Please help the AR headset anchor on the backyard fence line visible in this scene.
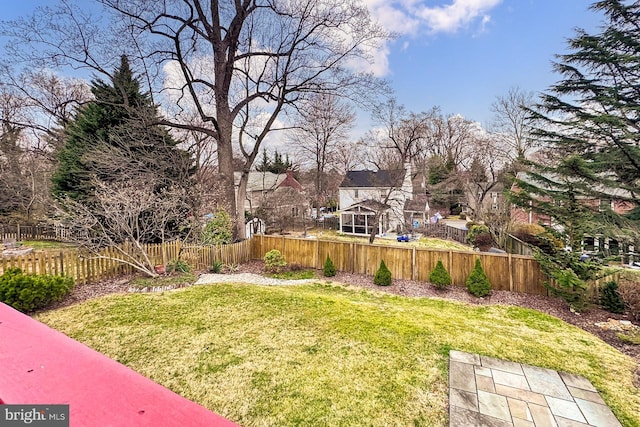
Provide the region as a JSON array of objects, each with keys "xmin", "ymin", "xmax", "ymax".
[
  {"xmin": 0, "ymin": 240, "xmax": 253, "ymax": 284},
  {"xmin": 0, "ymin": 224, "xmax": 67, "ymax": 242},
  {"xmin": 251, "ymin": 235, "xmax": 622, "ymax": 297},
  {"xmin": 417, "ymin": 223, "xmax": 469, "ymax": 245}
]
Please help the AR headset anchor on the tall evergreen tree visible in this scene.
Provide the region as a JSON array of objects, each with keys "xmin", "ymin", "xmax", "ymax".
[
  {"xmin": 52, "ymin": 55, "xmax": 193, "ymax": 201},
  {"xmin": 509, "ymin": 0, "xmax": 639, "ymax": 309},
  {"xmin": 512, "ymin": 0, "xmax": 640, "ymax": 243}
]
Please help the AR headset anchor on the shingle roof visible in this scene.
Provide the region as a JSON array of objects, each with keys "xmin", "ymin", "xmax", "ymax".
[
  {"xmin": 233, "ymin": 171, "xmax": 284, "ymax": 192},
  {"xmin": 339, "ymin": 170, "xmax": 404, "ymax": 188}
]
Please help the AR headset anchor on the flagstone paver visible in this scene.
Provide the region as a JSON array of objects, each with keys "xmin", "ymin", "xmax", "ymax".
[{"xmin": 448, "ymin": 351, "xmax": 622, "ymax": 427}]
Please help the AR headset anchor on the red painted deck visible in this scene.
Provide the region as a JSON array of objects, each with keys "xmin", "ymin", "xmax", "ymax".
[{"xmin": 0, "ymin": 303, "xmax": 239, "ymax": 427}]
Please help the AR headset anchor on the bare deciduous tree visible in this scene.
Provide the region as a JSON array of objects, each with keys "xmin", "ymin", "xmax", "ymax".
[
  {"xmin": 291, "ymin": 93, "xmax": 355, "ymax": 207},
  {"xmin": 490, "ymin": 86, "xmax": 537, "ymax": 160},
  {"xmin": 460, "ymin": 134, "xmax": 508, "ymax": 221},
  {"xmin": 422, "ymin": 109, "xmax": 477, "ymax": 170},
  {"xmin": 103, "ymin": 0, "xmax": 389, "ymax": 239},
  {"xmin": 3, "ymin": 1, "xmax": 388, "ymax": 239},
  {"xmin": 57, "ymin": 179, "xmax": 190, "ymax": 277}
]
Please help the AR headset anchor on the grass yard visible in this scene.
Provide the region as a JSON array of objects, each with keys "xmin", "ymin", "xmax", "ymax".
[
  {"xmin": 308, "ymin": 229, "xmax": 471, "ymax": 251},
  {"xmin": 18, "ymin": 240, "xmax": 76, "ymax": 251},
  {"xmin": 36, "ymin": 282, "xmax": 640, "ymax": 426}
]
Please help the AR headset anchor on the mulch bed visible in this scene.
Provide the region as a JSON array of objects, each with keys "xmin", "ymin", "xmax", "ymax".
[{"xmin": 44, "ymin": 260, "xmax": 640, "ymax": 384}]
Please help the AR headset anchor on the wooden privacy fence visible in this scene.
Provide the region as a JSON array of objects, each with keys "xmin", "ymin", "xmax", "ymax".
[
  {"xmin": 251, "ymin": 236, "xmax": 624, "ymax": 297},
  {"xmin": 0, "ymin": 240, "xmax": 252, "ymax": 284},
  {"xmin": 252, "ymin": 235, "xmax": 549, "ymax": 295}
]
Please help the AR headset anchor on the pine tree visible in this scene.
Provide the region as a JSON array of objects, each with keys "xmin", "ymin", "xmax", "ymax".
[
  {"xmin": 509, "ymin": 1, "xmax": 640, "ymax": 299},
  {"xmin": 513, "ymin": 1, "xmax": 640, "ymax": 241},
  {"xmin": 52, "ymin": 55, "xmax": 193, "ymax": 201},
  {"xmin": 374, "ymin": 260, "xmax": 392, "ymax": 286},
  {"xmin": 466, "ymin": 259, "xmax": 491, "ymax": 297},
  {"xmin": 323, "ymin": 255, "xmax": 336, "ymax": 277},
  {"xmin": 429, "ymin": 260, "xmax": 451, "ymax": 289}
]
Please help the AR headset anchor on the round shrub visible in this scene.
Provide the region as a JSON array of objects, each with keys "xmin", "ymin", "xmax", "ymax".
[
  {"xmin": 429, "ymin": 260, "xmax": 452, "ymax": 289},
  {"xmin": 323, "ymin": 255, "xmax": 336, "ymax": 277},
  {"xmin": 467, "ymin": 224, "xmax": 490, "ymax": 246},
  {"xmin": 374, "ymin": 260, "xmax": 392, "ymax": 286},
  {"xmin": 0, "ymin": 268, "xmax": 74, "ymax": 313},
  {"xmin": 264, "ymin": 249, "xmax": 286, "ymax": 273},
  {"xmin": 202, "ymin": 208, "xmax": 233, "ymax": 245},
  {"xmin": 473, "ymin": 232, "xmax": 494, "ymax": 251},
  {"xmin": 600, "ymin": 280, "xmax": 625, "ymax": 314},
  {"xmin": 466, "ymin": 259, "xmax": 491, "ymax": 297}
]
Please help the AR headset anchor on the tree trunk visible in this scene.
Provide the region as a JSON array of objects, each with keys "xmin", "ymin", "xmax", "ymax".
[{"xmin": 216, "ymin": 112, "xmax": 239, "ymax": 240}]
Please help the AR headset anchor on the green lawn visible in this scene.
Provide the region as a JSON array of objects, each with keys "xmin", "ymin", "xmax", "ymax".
[
  {"xmin": 19, "ymin": 240, "xmax": 76, "ymax": 251},
  {"xmin": 36, "ymin": 282, "xmax": 640, "ymax": 426},
  {"xmin": 309, "ymin": 229, "xmax": 471, "ymax": 251}
]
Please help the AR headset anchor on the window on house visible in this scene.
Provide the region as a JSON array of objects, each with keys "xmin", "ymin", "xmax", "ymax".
[{"xmin": 354, "ymin": 189, "xmax": 359, "ymax": 198}]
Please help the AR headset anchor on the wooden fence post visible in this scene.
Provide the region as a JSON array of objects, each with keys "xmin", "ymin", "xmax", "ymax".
[
  {"xmin": 508, "ymin": 254, "xmax": 514, "ymax": 292},
  {"xmin": 411, "ymin": 246, "xmax": 416, "ymax": 281}
]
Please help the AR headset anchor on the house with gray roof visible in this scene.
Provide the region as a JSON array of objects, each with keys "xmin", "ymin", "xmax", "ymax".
[{"xmin": 338, "ymin": 165, "xmax": 421, "ymax": 236}]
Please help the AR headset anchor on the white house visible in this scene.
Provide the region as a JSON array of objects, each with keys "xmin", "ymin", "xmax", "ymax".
[{"xmin": 338, "ymin": 164, "xmax": 416, "ymax": 236}]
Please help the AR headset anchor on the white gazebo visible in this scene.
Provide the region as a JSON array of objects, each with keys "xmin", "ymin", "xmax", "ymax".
[{"xmin": 339, "ymin": 201, "xmax": 390, "ymax": 236}]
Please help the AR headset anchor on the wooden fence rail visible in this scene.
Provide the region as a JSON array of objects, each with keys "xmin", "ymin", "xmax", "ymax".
[{"xmin": 0, "ymin": 240, "xmax": 253, "ymax": 284}]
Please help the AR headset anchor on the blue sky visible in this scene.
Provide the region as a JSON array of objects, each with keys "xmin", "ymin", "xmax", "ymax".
[
  {"xmin": 1, "ymin": 0, "xmax": 602, "ymax": 129},
  {"xmin": 364, "ymin": 0, "xmax": 602, "ymax": 127}
]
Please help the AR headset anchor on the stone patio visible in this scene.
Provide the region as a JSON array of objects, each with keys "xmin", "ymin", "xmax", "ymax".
[{"xmin": 449, "ymin": 350, "xmax": 622, "ymax": 427}]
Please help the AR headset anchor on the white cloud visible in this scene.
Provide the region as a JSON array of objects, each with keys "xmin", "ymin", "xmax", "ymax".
[
  {"xmin": 364, "ymin": 0, "xmax": 502, "ymax": 36},
  {"xmin": 359, "ymin": 0, "xmax": 502, "ymax": 75},
  {"xmin": 416, "ymin": 0, "xmax": 502, "ymax": 33}
]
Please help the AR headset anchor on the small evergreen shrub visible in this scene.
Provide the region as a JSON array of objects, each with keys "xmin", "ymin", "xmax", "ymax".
[
  {"xmin": 167, "ymin": 258, "xmax": 191, "ymax": 273},
  {"xmin": 323, "ymin": 255, "xmax": 336, "ymax": 277},
  {"xmin": 466, "ymin": 259, "xmax": 491, "ymax": 297},
  {"xmin": 0, "ymin": 268, "xmax": 74, "ymax": 312},
  {"xmin": 374, "ymin": 260, "xmax": 392, "ymax": 286},
  {"xmin": 600, "ymin": 280, "xmax": 625, "ymax": 314},
  {"xmin": 264, "ymin": 249, "xmax": 286, "ymax": 273},
  {"xmin": 429, "ymin": 260, "xmax": 451, "ymax": 289}
]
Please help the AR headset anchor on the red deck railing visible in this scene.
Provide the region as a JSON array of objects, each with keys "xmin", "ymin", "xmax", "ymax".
[{"xmin": 0, "ymin": 303, "xmax": 239, "ymax": 427}]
